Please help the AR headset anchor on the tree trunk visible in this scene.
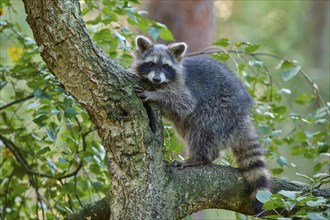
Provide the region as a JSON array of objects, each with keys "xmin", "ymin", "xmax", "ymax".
[
  {"xmin": 145, "ymin": 0, "xmax": 214, "ymax": 52},
  {"xmin": 22, "ymin": 1, "xmax": 330, "ymax": 220},
  {"xmin": 306, "ymin": 0, "xmax": 329, "ymax": 67}
]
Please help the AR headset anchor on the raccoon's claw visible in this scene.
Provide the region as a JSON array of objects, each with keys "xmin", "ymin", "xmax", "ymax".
[
  {"xmin": 134, "ymin": 85, "xmax": 144, "ymax": 93},
  {"xmin": 134, "ymin": 85, "xmax": 157, "ymax": 102},
  {"xmin": 134, "ymin": 86, "xmax": 147, "ymax": 101}
]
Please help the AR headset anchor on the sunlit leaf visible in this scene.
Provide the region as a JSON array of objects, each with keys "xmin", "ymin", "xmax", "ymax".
[
  {"xmin": 272, "ymin": 168, "xmax": 283, "ymax": 175},
  {"xmin": 212, "ymin": 53, "xmax": 230, "ymax": 61},
  {"xmin": 295, "ymin": 93, "xmax": 313, "ymax": 105},
  {"xmin": 159, "ymin": 25, "xmax": 174, "ymax": 41},
  {"xmin": 214, "ymin": 38, "xmax": 231, "ymax": 47},
  {"xmin": 245, "ymin": 44, "xmax": 260, "ymax": 53}
]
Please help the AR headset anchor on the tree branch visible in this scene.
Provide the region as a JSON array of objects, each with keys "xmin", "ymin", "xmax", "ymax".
[
  {"xmin": 65, "ymin": 164, "xmax": 330, "ymax": 220},
  {"xmin": 170, "ymin": 164, "xmax": 330, "ymax": 218},
  {"xmin": 64, "ymin": 196, "xmax": 111, "ymax": 220},
  {"xmin": 0, "ymin": 94, "xmax": 34, "ymax": 111}
]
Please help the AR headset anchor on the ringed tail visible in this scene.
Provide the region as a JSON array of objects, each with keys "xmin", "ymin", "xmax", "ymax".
[{"xmin": 233, "ymin": 139, "xmax": 271, "ymax": 214}]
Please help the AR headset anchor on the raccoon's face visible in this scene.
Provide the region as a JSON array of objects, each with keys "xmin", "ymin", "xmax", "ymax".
[{"xmin": 132, "ymin": 36, "xmax": 187, "ymax": 85}]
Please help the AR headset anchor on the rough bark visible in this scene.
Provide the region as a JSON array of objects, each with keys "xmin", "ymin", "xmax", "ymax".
[{"xmin": 22, "ymin": 1, "xmax": 329, "ymax": 220}]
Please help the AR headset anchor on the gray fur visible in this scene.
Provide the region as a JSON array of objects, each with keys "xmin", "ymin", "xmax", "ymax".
[{"xmin": 131, "ymin": 36, "xmax": 270, "ymax": 214}]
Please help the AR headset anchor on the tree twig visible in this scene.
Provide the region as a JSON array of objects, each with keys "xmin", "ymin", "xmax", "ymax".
[
  {"xmin": 0, "ymin": 94, "xmax": 34, "ymax": 111},
  {"xmin": 0, "ymin": 134, "xmax": 83, "ymax": 181}
]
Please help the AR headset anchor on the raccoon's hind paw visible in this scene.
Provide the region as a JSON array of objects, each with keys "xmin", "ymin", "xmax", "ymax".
[
  {"xmin": 171, "ymin": 158, "xmax": 213, "ymax": 169},
  {"xmin": 171, "ymin": 160, "xmax": 186, "ymax": 170}
]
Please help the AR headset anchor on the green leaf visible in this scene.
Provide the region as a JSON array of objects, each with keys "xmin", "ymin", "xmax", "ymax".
[
  {"xmin": 45, "ymin": 127, "xmax": 56, "ymax": 142},
  {"xmin": 263, "ymin": 196, "xmax": 285, "ymax": 210},
  {"xmin": 278, "ymin": 190, "xmax": 299, "ymax": 200},
  {"xmin": 14, "ymin": 165, "xmax": 27, "ymax": 178},
  {"xmin": 93, "ymin": 29, "xmax": 113, "ymax": 43},
  {"xmin": 245, "ymin": 44, "xmax": 260, "ymax": 53},
  {"xmin": 306, "ymin": 198, "xmax": 326, "ymax": 207},
  {"xmin": 272, "ymin": 168, "xmax": 284, "ymax": 175},
  {"xmin": 58, "ymin": 157, "xmax": 68, "ymax": 165},
  {"xmin": 147, "ymin": 26, "xmax": 161, "ymax": 42},
  {"xmin": 257, "ymin": 125, "xmax": 272, "ymax": 135},
  {"xmin": 86, "ymin": 15, "xmax": 101, "ymax": 25},
  {"xmin": 62, "ymin": 183, "xmax": 74, "ymax": 193},
  {"xmin": 78, "ymin": 180, "xmax": 88, "ymax": 192},
  {"xmin": 0, "ymin": 79, "xmax": 7, "ymax": 89},
  {"xmin": 36, "ymin": 147, "xmax": 51, "ymax": 156},
  {"xmin": 34, "ymin": 88, "xmax": 52, "ymax": 100},
  {"xmin": 47, "ymin": 159, "xmax": 57, "ymax": 173},
  {"xmin": 295, "ymin": 93, "xmax": 313, "ymax": 105},
  {"xmin": 125, "ymin": 10, "xmax": 138, "ymax": 24},
  {"xmin": 256, "ymin": 190, "xmax": 272, "ymax": 203},
  {"xmin": 281, "ymin": 66, "xmax": 301, "ymax": 81},
  {"xmin": 159, "ymin": 26, "xmax": 174, "ymax": 41},
  {"xmin": 295, "ymin": 131, "xmax": 307, "ymax": 142},
  {"xmin": 313, "ymin": 162, "xmax": 327, "ymax": 174},
  {"xmin": 273, "ymin": 106, "xmax": 287, "ymax": 115},
  {"xmin": 64, "ymin": 107, "xmax": 77, "ymax": 118},
  {"xmin": 90, "ymin": 164, "xmax": 101, "ymax": 174},
  {"xmin": 291, "ymin": 146, "xmax": 303, "ymax": 155},
  {"xmin": 81, "ymin": 7, "xmax": 90, "ymax": 16},
  {"xmin": 92, "ymin": 181, "xmax": 103, "ymax": 191},
  {"xmin": 307, "ymin": 212, "xmax": 327, "ymax": 220},
  {"xmin": 212, "ymin": 53, "xmax": 229, "ymax": 61},
  {"xmin": 214, "ymin": 38, "xmax": 231, "ymax": 47},
  {"xmin": 276, "ymin": 156, "xmax": 288, "ymax": 167},
  {"xmin": 277, "ymin": 59, "xmax": 295, "ymax": 69},
  {"xmin": 33, "ymin": 114, "xmax": 48, "ymax": 127}
]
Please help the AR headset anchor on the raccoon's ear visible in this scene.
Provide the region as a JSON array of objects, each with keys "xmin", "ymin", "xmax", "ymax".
[
  {"xmin": 168, "ymin": 42, "xmax": 187, "ymax": 61},
  {"xmin": 135, "ymin": 36, "xmax": 153, "ymax": 53}
]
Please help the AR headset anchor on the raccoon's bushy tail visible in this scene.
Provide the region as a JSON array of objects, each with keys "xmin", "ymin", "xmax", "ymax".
[{"xmin": 232, "ymin": 136, "xmax": 270, "ymax": 214}]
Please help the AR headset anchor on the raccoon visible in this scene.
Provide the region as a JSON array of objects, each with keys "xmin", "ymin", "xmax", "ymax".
[{"xmin": 130, "ymin": 36, "xmax": 270, "ymax": 213}]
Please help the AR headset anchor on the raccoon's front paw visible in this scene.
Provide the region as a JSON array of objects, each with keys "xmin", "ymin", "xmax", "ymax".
[
  {"xmin": 134, "ymin": 85, "xmax": 155, "ymax": 102},
  {"xmin": 134, "ymin": 86, "xmax": 145, "ymax": 97},
  {"xmin": 134, "ymin": 85, "xmax": 148, "ymax": 101}
]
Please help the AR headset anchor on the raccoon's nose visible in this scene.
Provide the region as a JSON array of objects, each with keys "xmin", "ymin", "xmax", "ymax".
[{"xmin": 152, "ymin": 77, "xmax": 162, "ymax": 83}]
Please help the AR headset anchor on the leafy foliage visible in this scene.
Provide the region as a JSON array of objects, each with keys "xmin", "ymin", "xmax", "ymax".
[{"xmin": 0, "ymin": 1, "xmax": 329, "ymax": 220}]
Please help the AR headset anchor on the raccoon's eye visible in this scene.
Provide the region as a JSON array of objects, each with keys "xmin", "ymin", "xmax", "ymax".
[
  {"xmin": 163, "ymin": 64, "xmax": 169, "ymax": 69},
  {"xmin": 147, "ymin": 62, "xmax": 155, "ymax": 67}
]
